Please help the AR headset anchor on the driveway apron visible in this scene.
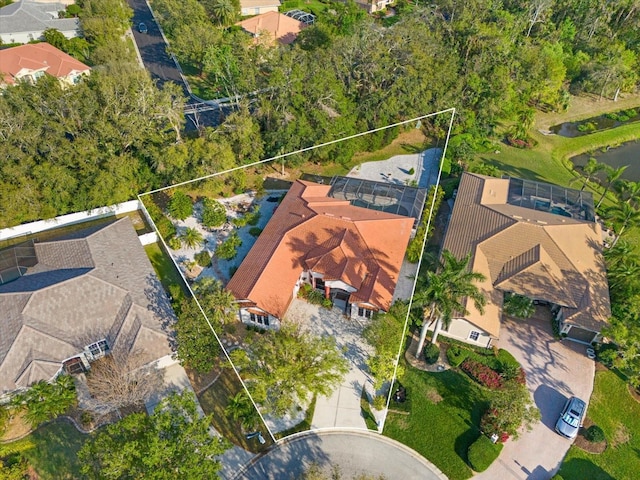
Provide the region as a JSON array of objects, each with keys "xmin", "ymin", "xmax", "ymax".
[{"xmin": 475, "ymin": 311, "xmax": 595, "ymax": 480}]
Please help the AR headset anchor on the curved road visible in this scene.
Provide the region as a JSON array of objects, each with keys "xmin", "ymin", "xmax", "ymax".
[{"xmin": 234, "ymin": 430, "xmax": 447, "ymax": 480}]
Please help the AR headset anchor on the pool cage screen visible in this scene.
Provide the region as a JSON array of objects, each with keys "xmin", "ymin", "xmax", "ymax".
[
  {"xmin": 328, "ymin": 176, "xmax": 427, "ymax": 223},
  {"xmin": 506, "ymin": 177, "xmax": 595, "ymax": 222}
]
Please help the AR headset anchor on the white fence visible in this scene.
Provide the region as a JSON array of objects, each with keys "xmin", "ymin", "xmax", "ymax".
[{"xmin": 0, "ymin": 200, "xmax": 142, "ymax": 241}]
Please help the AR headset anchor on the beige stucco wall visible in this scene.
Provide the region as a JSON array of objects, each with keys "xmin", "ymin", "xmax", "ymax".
[{"xmin": 433, "ymin": 318, "xmax": 493, "ymax": 347}]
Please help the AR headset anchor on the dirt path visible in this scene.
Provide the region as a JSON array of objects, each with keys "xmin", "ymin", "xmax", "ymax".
[{"xmin": 535, "ymin": 92, "xmax": 640, "ymax": 130}]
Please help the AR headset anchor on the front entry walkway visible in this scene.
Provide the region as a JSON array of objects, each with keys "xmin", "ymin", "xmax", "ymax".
[
  {"xmin": 476, "ymin": 309, "xmax": 595, "ymax": 480},
  {"xmin": 287, "ymin": 299, "xmax": 377, "ymax": 430}
]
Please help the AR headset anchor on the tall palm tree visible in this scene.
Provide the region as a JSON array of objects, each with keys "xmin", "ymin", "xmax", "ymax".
[
  {"xmin": 179, "ymin": 227, "xmax": 204, "ymax": 249},
  {"xmin": 596, "ymin": 165, "xmax": 628, "ymax": 209},
  {"xmin": 571, "ymin": 157, "xmax": 604, "ymax": 192},
  {"xmin": 208, "ymin": 0, "xmax": 237, "ymax": 26},
  {"xmin": 193, "ymin": 277, "xmax": 236, "ymax": 326},
  {"xmin": 412, "ymin": 251, "xmax": 486, "ymax": 354},
  {"xmin": 605, "ymin": 201, "xmax": 640, "ymax": 247},
  {"xmin": 613, "ymin": 179, "xmax": 640, "ymax": 206}
]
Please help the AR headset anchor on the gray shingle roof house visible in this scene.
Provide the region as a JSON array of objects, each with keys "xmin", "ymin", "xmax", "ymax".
[
  {"xmin": 0, "ymin": 217, "xmax": 176, "ymax": 395},
  {"xmin": 0, "ymin": 1, "xmax": 80, "ymax": 44}
]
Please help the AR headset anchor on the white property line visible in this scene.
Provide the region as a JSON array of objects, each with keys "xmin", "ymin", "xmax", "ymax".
[
  {"xmin": 138, "ymin": 109, "xmax": 456, "ymax": 443},
  {"xmin": 139, "ymin": 108, "xmax": 456, "ymax": 196},
  {"xmin": 380, "ymin": 108, "xmax": 456, "ymax": 433}
]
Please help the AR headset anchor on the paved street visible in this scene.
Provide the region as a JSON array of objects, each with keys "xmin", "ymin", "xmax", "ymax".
[
  {"xmin": 235, "ymin": 431, "xmax": 447, "ymax": 480},
  {"xmin": 126, "ymin": 0, "xmax": 224, "ymax": 128},
  {"xmin": 476, "ymin": 310, "xmax": 595, "ymax": 480}
]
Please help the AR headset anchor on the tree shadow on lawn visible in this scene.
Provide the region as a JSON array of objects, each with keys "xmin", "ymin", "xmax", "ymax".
[
  {"xmin": 478, "ymin": 156, "xmax": 547, "ymax": 182},
  {"xmin": 560, "ymin": 458, "xmax": 615, "ymax": 480}
]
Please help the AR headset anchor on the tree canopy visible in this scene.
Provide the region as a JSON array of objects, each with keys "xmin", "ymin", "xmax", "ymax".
[{"xmin": 78, "ymin": 391, "xmax": 230, "ymax": 479}]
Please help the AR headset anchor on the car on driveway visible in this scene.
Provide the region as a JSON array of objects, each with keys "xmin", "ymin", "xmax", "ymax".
[
  {"xmin": 555, "ymin": 396, "xmax": 586, "ymax": 439},
  {"xmin": 138, "ymin": 22, "xmax": 148, "ymax": 33}
]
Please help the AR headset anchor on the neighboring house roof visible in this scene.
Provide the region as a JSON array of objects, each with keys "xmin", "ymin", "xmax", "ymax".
[
  {"xmin": 227, "ymin": 180, "xmax": 414, "ymax": 318},
  {"xmin": 0, "ymin": 1, "xmax": 79, "ymax": 40},
  {"xmin": 240, "ymin": 0, "xmax": 280, "ymax": 9},
  {"xmin": 442, "ymin": 173, "xmax": 611, "ymax": 338},
  {"xmin": 236, "ymin": 11, "xmax": 305, "ymax": 45},
  {"xmin": 0, "ymin": 42, "xmax": 90, "ymax": 85},
  {"xmin": 0, "ymin": 217, "xmax": 175, "ymax": 394}
]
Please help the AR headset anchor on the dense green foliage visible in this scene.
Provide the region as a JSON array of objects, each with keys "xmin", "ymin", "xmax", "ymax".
[
  {"xmin": 12, "ymin": 375, "xmax": 76, "ymax": 428},
  {"xmin": 585, "ymin": 425, "xmax": 606, "ymax": 443},
  {"xmin": 363, "ymin": 302, "xmax": 407, "ymax": 389},
  {"xmin": 229, "ymin": 324, "xmax": 349, "ymax": 416},
  {"xmin": 215, "ymin": 231, "xmax": 242, "ymax": 260},
  {"xmin": 201, "ymin": 198, "xmax": 227, "ymax": 227},
  {"xmin": 168, "ymin": 191, "xmax": 193, "ymax": 220},
  {"xmin": 502, "ymin": 293, "xmax": 536, "ymax": 319},
  {"xmin": 424, "ymin": 343, "xmax": 441, "ymax": 365},
  {"xmin": 78, "ymin": 391, "xmax": 229, "ymax": 479},
  {"xmin": 467, "ymin": 435, "xmax": 502, "ymax": 472},
  {"xmin": 407, "ymin": 185, "xmax": 445, "ymax": 263}
]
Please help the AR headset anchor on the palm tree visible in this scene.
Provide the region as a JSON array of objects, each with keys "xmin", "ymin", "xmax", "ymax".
[
  {"xmin": 193, "ymin": 277, "xmax": 236, "ymax": 326},
  {"xmin": 179, "ymin": 227, "xmax": 204, "ymax": 249},
  {"xmin": 613, "ymin": 179, "xmax": 640, "ymax": 206},
  {"xmin": 412, "ymin": 251, "xmax": 486, "ymax": 354},
  {"xmin": 605, "ymin": 201, "xmax": 640, "ymax": 248},
  {"xmin": 571, "ymin": 157, "xmax": 604, "ymax": 193},
  {"xmin": 596, "ymin": 165, "xmax": 628, "ymax": 209},
  {"xmin": 208, "ymin": 0, "xmax": 237, "ymax": 26},
  {"xmin": 224, "ymin": 391, "xmax": 260, "ymax": 432},
  {"xmin": 503, "ymin": 293, "xmax": 535, "ymax": 319}
]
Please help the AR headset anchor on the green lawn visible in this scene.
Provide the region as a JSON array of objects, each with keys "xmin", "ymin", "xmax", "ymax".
[
  {"xmin": 0, "ymin": 421, "xmax": 87, "ymax": 479},
  {"xmin": 558, "ymin": 369, "xmax": 640, "ymax": 480},
  {"xmin": 144, "ymin": 242, "xmax": 186, "ymax": 294},
  {"xmin": 383, "ymin": 367, "xmax": 491, "ymax": 480}
]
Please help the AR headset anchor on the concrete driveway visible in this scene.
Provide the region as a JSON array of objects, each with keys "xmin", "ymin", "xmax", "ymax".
[
  {"xmin": 476, "ymin": 309, "xmax": 595, "ymax": 480},
  {"xmin": 234, "ymin": 430, "xmax": 447, "ymax": 480}
]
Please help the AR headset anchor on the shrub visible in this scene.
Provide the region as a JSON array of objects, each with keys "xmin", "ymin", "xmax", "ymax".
[
  {"xmin": 246, "ymin": 205, "xmax": 261, "ymax": 225},
  {"xmin": 502, "ymin": 365, "xmax": 526, "ymax": 385},
  {"xmin": 503, "ymin": 293, "xmax": 535, "ymax": 319},
  {"xmin": 306, "ymin": 289, "xmax": 325, "ymax": 305},
  {"xmin": 596, "ymin": 343, "xmax": 619, "ymax": 366},
  {"xmin": 496, "ymin": 349, "xmax": 519, "ymax": 369},
  {"xmin": 407, "ymin": 185, "xmax": 445, "ymax": 263},
  {"xmin": 322, "ymin": 298, "xmax": 333, "ymax": 309},
  {"xmin": 551, "ymin": 475, "xmax": 564, "ymax": 480},
  {"xmin": 373, "ymin": 394, "xmax": 387, "ymax": 411},
  {"xmin": 585, "ymin": 425, "xmax": 605, "ymax": 443},
  {"xmin": 461, "ymin": 358, "xmax": 503, "ymax": 389},
  {"xmin": 408, "ymin": 167, "xmax": 415, "ymax": 175},
  {"xmin": 297, "ymin": 283, "xmax": 312, "ymax": 298},
  {"xmin": 423, "ymin": 343, "xmax": 440, "ymax": 364},
  {"xmin": 215, "ymin": 232, "xmax": 242, "ymax": 260},
  {"xmin": 201, "ymin": 198, "xmax": 226, "ymax": 228},
  {"xmin": 446, "ymin": 345, "xmax": 469, "ymax": 367},
  {"xmin": 194, "ymin": 250, "xmax": 211, "ymax": 267},
  {"xmin": 168, "ymin": 191, "xmax": 193, "ymax": 220},
  {"xmin": 249, "ymin": 227, "xmax": 262, "ymax": 237},
  {"xmin": 232, "ymin": 215, "xmax": 249, "ymax": 227},
  {"xmin": 168, "ymin": 236, "xmax": 182, "ymax": 250},
  {"xmin": 155, "ymin": 216, "xmax": 176, "ymax": 240},
  {"xmin": 468, "ymin": 435, "xmax": 503, "ymax": 472}
]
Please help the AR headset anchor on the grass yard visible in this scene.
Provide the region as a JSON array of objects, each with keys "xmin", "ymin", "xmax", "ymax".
[
  {"xmin": 197, "ymin": 368, "xmax": 270, "ymax": 453},
  {"xmin": 0, "ymin": 421, "xmax": 87, "ymax": 479},
  {"xmin": 144, "ymin": 242, "xmax": 187, "ymax": 293},
  {"xmin": 558, "ymin": 369, "xmax": 640, "ymax": 480},
  {"xmin": 383, "ymin": 366, "xmax": 491, "ymax": 480}
]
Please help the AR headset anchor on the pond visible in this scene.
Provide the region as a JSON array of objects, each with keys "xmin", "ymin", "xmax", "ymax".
[
  {"xmin": 571, "ymin": 140, "xmax": 640, "ymax": 182},
  {"xmin": 551, "ymin": 108, "xmax": 640, "ymax": 138}
]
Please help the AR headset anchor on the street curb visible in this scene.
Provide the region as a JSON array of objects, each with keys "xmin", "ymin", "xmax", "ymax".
[{"xmin": 230, "ymin": 428, "xmax": 448, "ymax": 480}]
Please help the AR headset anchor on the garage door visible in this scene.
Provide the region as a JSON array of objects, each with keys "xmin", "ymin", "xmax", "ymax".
[{"xmin": 566, "ymin": 326, "xmax": 596, "ymax": 344}]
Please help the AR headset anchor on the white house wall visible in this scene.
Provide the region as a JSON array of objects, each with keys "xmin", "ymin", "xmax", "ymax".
[{"xmin": 433, "ymin": 318, "xmax": 493, "ymax": 347}]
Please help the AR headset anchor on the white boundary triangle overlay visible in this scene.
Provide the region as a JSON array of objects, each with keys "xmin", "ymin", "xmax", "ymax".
[{"xmin": 137, "ymin": 108, "xmax": 456, "ymax": 443}]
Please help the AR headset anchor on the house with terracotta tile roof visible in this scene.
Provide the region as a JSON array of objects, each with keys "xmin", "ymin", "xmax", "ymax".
[
  {"xmin": 236, "ymin": 11, "xmax": 305, "ymax": 46},
  {"xmin": 433, "ymin": 172, "xmax": 611, "ymax": 347},
  {"xmin": 0, "ymin": 0, "xmax": 80, "ymax": 44},
  {"xmin": 0, "ymin": 217, "xmax": 176, "ymax": 395},
  {"xmin": 0, "ymin": 42, "xmax": 90, "ymax": 87},
  {"xmin": 227, "ymin": 180, "xmax": 415, "ymax": 328}
]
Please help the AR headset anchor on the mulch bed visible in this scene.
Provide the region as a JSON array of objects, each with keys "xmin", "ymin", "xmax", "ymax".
[{"xmin": 573, "ymin": 417, "xmax": 607, "ymax": 454}]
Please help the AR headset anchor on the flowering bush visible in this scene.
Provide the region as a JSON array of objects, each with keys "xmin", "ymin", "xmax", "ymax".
[{"xmin": 461, "ymin": 358, "xmax": 503, "ymax": 389}]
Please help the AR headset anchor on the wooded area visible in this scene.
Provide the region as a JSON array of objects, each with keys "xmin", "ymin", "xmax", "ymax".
[{"xmin": 1, "ymin": 0, "xmax": 638, "ymax": 229}]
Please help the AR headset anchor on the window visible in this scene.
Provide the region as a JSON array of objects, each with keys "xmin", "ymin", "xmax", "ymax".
[
  {"xmin": 469, "ymin": 331, "xmax": 480, "ymax": 342},
  {"xmin": 357, "ymin": 307, "xmax": 373, "ymax": 319},
  {"xmin": 249, "ymin": 312, "xmax": 269, "ymax": 326},
  {"xmin": 86, "ymin": 339, "xmax": 109, "ymax": 360}
]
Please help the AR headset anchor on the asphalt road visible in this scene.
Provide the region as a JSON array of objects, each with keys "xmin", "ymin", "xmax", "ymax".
[
  {"xmin": 126, "ymin": 0, "xmax": 224, "ymax": 128},
  {"xmin": 235, "ymin": 431, "xmax": 447, "ymax": 480}
]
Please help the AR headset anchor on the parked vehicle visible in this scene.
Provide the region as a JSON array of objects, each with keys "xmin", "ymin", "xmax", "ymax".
[{"xmin": 555, "ymin": 396, "xmax": 586, "ymax": 439}]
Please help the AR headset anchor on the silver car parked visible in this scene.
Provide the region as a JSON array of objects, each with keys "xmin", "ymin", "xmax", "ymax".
[{"xmin": 555, "ymin": 396, "xmax": 586, "ymax": 439}]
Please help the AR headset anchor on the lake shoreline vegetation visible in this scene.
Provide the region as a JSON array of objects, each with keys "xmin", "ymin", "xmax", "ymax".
[{"xmin": 1, "ymin": 0, "xmax": 640, "ymax": 478}]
